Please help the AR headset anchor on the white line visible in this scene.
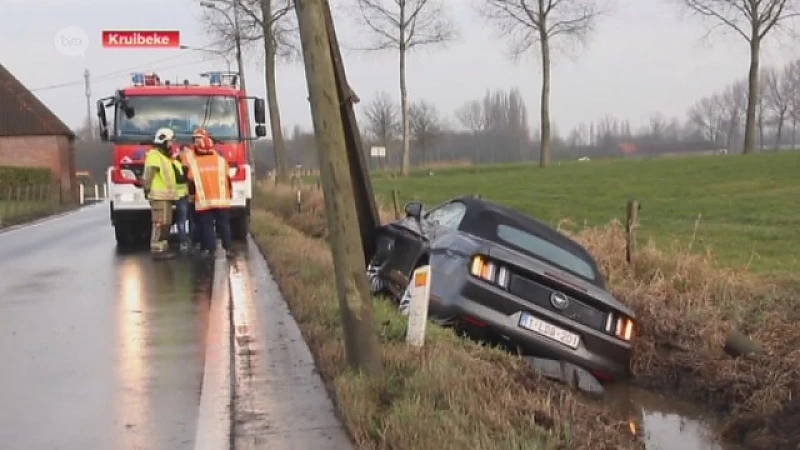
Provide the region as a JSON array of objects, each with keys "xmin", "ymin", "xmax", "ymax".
[
  {"xmin": 194, "ymin": 252, "xmax": 232, "ymax": 450},
  {"xmin": 0, "ymin": 201, "xmax": 105, "ymax": 236}
]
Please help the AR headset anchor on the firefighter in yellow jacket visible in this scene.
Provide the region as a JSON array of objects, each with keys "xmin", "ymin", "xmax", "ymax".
[{"xmin": 139, "ymin": 127, "xmax": 181, "ymax": 260}]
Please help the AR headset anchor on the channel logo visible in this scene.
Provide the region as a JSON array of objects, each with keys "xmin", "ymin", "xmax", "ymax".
[{"xmin": 102, "ymin": 30, "xmax": 180, "ymax": 48}]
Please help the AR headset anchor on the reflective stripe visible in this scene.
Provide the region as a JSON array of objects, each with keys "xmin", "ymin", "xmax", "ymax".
[
  {"xmin": 186, "ymin": 153, "xmax": 206, "ymax": 204},
  {"xmin": 190, "ymin": 153, "xmax": 230, "ymax": 211},
  {"xmin": 147, "ymin": 149, "xmax": 177, "ymax": 200},
  {"xmin": 217, "ymin": 157, "xmax": 227, "ymax": 204}
]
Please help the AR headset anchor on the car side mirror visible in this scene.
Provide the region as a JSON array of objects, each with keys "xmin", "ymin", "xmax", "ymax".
[
  {"xmin": 255, "ymin": 124, "xmax": 267, "ymax": 137},
  {"xmin": 404, "ymin": 201, "xmax": 423, "ymax": 220}
]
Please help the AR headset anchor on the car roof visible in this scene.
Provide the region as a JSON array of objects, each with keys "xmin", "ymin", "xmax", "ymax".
[{"xmin": 445, "ymin": 195, "xmax": 603, "ymax": 282}]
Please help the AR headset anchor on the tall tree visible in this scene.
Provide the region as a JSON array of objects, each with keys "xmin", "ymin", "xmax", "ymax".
[
  {"xmin": 352, "ymin": 0, "xmax": 457, "ymax": 176},
  {"xmin": 478, "ymin": 0, "xmax": 601, "ymax": 168},
  {"xmin": 677, "ymin": 0, "xmax": 800, "ymax": 154},
  {"xmin": 202, "ymin": 0, "xmax": 296, "ymax": 183},
  {"xmin": 293, "ymin": 0, "xmax": 382, "ymax": 375}
]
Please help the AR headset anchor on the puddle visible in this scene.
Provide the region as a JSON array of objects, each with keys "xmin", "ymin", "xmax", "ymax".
[{"xmin": 604, "ymin": 384, "xmax": 741, "ymax": 450}]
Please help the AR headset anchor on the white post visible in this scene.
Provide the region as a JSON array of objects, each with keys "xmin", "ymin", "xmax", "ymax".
[
  {"xmin": 405, "ymin": 265, "xmax": 432, "ymax": 347},
  {"xmin": 94, "ymin": 184, "xmax": 99, "ymax": 200},
  {"xmin": 103, "ymin": 183, "xmax": 108, "ymax": 198},
  {"xmin": 79, "ymin": 184, "xmax": 85, "ymax": 205}
]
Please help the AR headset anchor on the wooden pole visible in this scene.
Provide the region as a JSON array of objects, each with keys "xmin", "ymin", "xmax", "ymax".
[
  {"xmin": 392, "ymin": 189, "xmax": 401, "ymax": 219},
  {"xmin": 294, "ymin": 0, "xmax": 382, "ymax": 376},
  {"xmin": 626, "ymin": 200, "xmax": 640, "ymax": 264}
]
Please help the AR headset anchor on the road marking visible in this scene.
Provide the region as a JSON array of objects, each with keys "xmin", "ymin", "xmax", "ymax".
[
  {"xmin": 194, "ymin": 251, "xmax": 233, "ymax": 450},
  {"xmin": 0, "ymin": 202, "xmax": 104, "ymax": 236}
]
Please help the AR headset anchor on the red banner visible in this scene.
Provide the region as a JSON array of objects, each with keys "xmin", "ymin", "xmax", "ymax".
[{"xmin": 102, "ymin": 30, "xmax": 180, "ymax": 48}]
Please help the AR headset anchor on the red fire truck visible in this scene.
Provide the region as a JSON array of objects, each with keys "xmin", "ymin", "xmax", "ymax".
[{"xmin": 96, "ymin": 71, "xmax": 266, "ymax": 247}]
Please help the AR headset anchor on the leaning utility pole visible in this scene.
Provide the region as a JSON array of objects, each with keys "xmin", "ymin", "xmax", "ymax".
[
  {"xmin": 83, "ymin": 68, "xmax": 92, "ymax": 140},
  {"xmin": 294, "ymin": 0, "xmax": 382, "ymax": 376}
]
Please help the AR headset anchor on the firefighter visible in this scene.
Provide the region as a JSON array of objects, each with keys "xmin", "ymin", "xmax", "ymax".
[
  {"xmin": 171, "ymin": 145, "xmax": 191, "ymax": 252},
  {"xmin": 183, "ymin": 128, "xmax": 208, "ymax": 251},
  {"xmin": 185, "ymin": 130, "xmax": 234, "ymax": 259},
  {"xmin": 138, "ymin": 127, "xmax": 181, "ymax": 260}
]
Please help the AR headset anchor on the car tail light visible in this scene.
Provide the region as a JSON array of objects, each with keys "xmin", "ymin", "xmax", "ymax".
[
  {"xmin": 469, "ymin": 255, "xmax": 509, "ymax": 289},
  {"xmin": 615, "ymin": 316, "xmax": 635, "ymax": 341}
]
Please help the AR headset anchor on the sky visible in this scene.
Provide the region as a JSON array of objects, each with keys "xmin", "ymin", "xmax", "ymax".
[{"xmin": 2, "ymin": 0, "xmax": 800, "ymax": 136}]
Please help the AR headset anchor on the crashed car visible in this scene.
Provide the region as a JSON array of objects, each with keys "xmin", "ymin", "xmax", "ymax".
[{"xmin": 367, "ymin": 195, "xmax": 636, "ymax": 382}]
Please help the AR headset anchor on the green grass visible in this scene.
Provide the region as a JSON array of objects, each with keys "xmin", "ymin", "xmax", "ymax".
[{"xmin": 369, "ymin": 151, "xmax": 800, "ymax": 275}]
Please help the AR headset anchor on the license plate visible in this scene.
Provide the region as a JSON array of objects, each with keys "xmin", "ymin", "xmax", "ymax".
[{"xmin": 519, "ymin": 312, "xmax": 580, "ymax": 349}]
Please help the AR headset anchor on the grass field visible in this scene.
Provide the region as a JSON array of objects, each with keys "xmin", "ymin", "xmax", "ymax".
[{"xmin": 369, "ymin": 151, "xmax": 800, "ymax": 274}]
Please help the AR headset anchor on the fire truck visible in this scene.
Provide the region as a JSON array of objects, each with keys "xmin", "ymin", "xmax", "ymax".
[{"xmin": 96, "ymin": 71, "xmax": 266, "ymax": 247}]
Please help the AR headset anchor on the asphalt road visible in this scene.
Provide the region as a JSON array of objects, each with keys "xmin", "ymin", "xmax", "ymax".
[{"xmin": 0, "ymin": 204, "xmax": 214, "ymax": 449}]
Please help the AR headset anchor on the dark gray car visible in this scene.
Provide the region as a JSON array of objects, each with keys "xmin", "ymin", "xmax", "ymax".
[{"xmin": 367, "ymin": 195, "xmax": 636, "ymax": 382}]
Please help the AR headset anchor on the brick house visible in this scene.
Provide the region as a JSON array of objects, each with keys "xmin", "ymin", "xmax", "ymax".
[{"xmin": 0, "ymin": 62, "xmax": 77, "ymax": 201}]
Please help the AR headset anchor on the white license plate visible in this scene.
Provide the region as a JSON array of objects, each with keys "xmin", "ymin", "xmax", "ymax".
[{"xmin": 519, "ymin": 312, "xmax": 580, "ymax": 349}]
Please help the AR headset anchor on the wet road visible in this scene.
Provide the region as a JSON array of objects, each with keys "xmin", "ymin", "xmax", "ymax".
[{"xmin": 0, "ymin": 204, "xmax": 214, "ymax": 449}]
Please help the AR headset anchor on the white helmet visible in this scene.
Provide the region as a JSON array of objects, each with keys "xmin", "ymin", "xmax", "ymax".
[{"xmin": 153, "ymin": 127, "xmax": 175, "ymax": 144}]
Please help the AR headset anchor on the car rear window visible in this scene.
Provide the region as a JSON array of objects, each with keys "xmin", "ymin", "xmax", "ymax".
[{"xmin": 496, "ymin": 224, "xmax": 596, "ymax": 280}]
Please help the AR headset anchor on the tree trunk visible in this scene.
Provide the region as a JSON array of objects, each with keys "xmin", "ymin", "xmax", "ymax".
[
  {"xmin": 262, "ymin": 0, "xmax": 289, "ymax": 184},
  {"xmin": 294, "ymin": 0, "xmax": 382, "ymax": 376},
  {"xmin": 399, "ymin": 44, "xmax": 410, "ymax": 176},
  {"xmin": 743, "ymin": 39, "xmax": 760, "ymax": 154},
  {"xmin": 538, "ymin": 28, "xmax": 552, "ymax": 167}
]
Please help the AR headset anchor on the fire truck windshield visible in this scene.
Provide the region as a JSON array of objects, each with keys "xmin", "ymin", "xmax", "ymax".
[{"xmin": 114, "ymin": 95, "xmax": 239, "ymax": 142}]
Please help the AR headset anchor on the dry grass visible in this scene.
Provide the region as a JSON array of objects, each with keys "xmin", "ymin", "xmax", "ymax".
[
  {"xmin": 254, "ymin": 183, "xmax": 800, "ymax": 449},
  {"xmin": 559, "ymin": 219, "xmax": 800, "ymax": 449},
  {"xmin": 248, "ymin": 207, "xmax": 641, "ymax": 450}
]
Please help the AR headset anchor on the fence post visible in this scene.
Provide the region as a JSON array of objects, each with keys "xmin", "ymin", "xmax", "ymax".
[
  {"xmin": 626, "ymin": 200, "xmax": 640, "ymax": 264},
  {"xmin": 79, "ymin": 184, "xmax": 85, "ymax": 205},
  {"xmin": 392, "ymin": 189, "xmax": 401, "ymax": 219},
  {"xmin": 103, "ymin": 184, "xmax": 108, "ymax": 198},
  {"xmin": 295, "ymin": 188, "xmax": 302, "ymax": 213},
  {"xmin": 94, "ymin": 184, "xmax": 99, "ymax": 201}
]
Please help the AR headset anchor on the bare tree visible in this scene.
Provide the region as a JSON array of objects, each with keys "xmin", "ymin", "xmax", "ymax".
[
  {"xmin": 477, "ymin": 0, "xmax": 601, "ymax": 168},
  {"xmin": 454, "ymin": 100, "xmax": 486, "ymax": 164},
  {"xmin": 649, "ymin": 113, "xmax": 668, "ymax": 141},
  {"xmin": 363, "ymin": 91, "xmax": 401, "ymax": 167},
  {"xmin": 201, "ymin": 0, "xmax": 297, "ymax": 182},
  {"xmin": 721, "ymin": 80, "xmax": 748, "ymax": 149},
  {"xmin": 764, "ymin": 65, "xmax": 794, "ymax": 149},
  {"xmin": 689, "ymin": 94, "xmax": 726, "ymax": 145},
  {"xmin": 677, "ymin": 0, "xmax": 800, "ymax": 154},
  {"xmin": 786, "ymin": 59, "xmax": 800, "ymax": 148},
  {"xmin": 409, "ymin": 100, "xmax": 442, "ymax": 164},
  {"xmin": 455, "ymin": 100, "xmax": 486, "ymax": 134},
  {"xmin": 351, "ymin": 0, "xmax": 457, "ymax": 176}
]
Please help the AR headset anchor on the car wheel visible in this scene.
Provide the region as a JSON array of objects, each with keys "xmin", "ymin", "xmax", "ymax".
[
  {"xmin": 366, "ymin": 261, "xmax": 386, "ymax": 294},
  {"xmin": 398, "ymin": 283, "xmax": 412, "ymax": 316}
]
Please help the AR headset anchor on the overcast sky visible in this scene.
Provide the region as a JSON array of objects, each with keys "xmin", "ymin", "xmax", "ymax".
[{"xmin": 2, "ymin": 0, "xmax": 800, "ymax": 136}]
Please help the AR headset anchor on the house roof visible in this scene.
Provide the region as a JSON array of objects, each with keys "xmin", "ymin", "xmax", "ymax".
[{"xmin": 0, "ymin": 62, "xmax": 75, "ymax": 138}]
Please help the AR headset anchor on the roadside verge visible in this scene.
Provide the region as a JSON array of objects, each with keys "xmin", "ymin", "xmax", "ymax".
[
  {"xmin": 248, "ymin": 207, "xmax": 641, "ymax": 449},
  {"xmin": 257, "ymin": 183, "xmax": 800, "ymax": 450}
]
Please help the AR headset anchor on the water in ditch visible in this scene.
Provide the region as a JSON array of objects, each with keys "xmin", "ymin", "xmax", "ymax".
[{"xmin": 603, "ymin": 384, "xmax": 742, "ymax": 450}]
